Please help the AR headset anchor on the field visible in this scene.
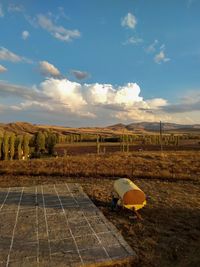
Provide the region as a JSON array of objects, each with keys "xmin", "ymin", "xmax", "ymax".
[
  {"xmin": 55, "ymin": 142, "xmax": 200, "ymax": 156},
  {"xmin": 0, "ymin": 151, "xmax": 199, "ymax": 266}
]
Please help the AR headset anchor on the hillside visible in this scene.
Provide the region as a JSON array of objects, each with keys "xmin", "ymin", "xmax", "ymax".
[
  {"xmin": 108, "ymin": 122, "xmax": 200, "ymax": 133},
  {"xmin": 0, "ymin": 121, "xmax": 200, "ymax": 136}
]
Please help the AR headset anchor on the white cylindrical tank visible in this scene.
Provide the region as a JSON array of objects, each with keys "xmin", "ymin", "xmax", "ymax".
[{"xmin": 114, "ymin": 178, "xmax": 146, "ymax": 211}]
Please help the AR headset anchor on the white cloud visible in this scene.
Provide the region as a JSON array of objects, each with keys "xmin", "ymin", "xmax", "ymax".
[
  {"xmin": 0, "ymin": 80, "xmax": 46, "ymax": 101},
  {"xmin": 146, "ymin": 40, "xmax": 158, "ymax": 53},
  {"xmin": 0, "ymin": 64, "xmax": 7, "ymax": 73},
  {"xmin": 14, "ymin": 100, "xmax": 55, "ymax": 112},
  {"xmin": 146, "ymin": 40, "xmax": 170, "ymax": 64},
  {"xmin": 1, "ymin": 78, "xmax": 199, "ymax": 124},
  {"xmin": 121, "ymin": 13, "xmax": 137, "ymax": 29},
  {"xmin": 154, "ymin": 51, "xmax": 170, "ymax": 64},
  {"xmin": 146, "ymin": 98, "xmax": 168, "ymax": 109},
  {"xmin": 71, "ymin": 70, "xmax": 90, "ymax": 80},
  {"xmin": 0, "ymin": 47, "xmax": 22, "ymax": 62},
  {"xmin": 123, "ymin": 36, "xmax": 143, "ymax": 45},
  {"xmin": 37, "ymin": 14, "xmax": 80, "ymax": 42},
  {"xmin": 22, "ymin": 31, "xmax": 30, "ymax": 40},
  {"xmin": 160, "ymin": 44, "xmax": 165, "ymax": 50},
  {"xmin": 40, "ymin": 78, "xmax": 87, "ymax": 113},
  {"xmin": 0, "ymin": 47, "xmax": 31, "ymax": 63},
  {"xmin": 0, "ymin": 4, "xmax": 4, "ymax": 17},
  {"xmin": 39, "ymin": 61, "xmax": 60, "ymax": 77}
]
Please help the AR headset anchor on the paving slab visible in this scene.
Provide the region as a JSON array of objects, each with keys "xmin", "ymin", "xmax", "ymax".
[{"xmin": 0, "ymin": 184, "xmax": 136, "ymax": 267}]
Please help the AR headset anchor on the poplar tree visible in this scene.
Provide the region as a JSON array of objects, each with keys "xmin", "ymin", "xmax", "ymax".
[
  {"xmin": 9, "ymin": 134, "xmax": 15, "ymax": 160},
  {"xmin": 34, "ymin": 132, "xmax": 45, "ymax": 153},
  {"xmin": 2, "ymin": 133, "xmax": 9, "ymax": 160},
  {"xmin": 46, "ymin": 133, "xmax": 57, "ymax": 155},
  {"xmin": 23, "ymin": 135, "xmax": 30, "ymax": 159},
  {"xmin": 15, "ymin": 136, "xmax": 23, "ymax": 160},
  {"xmin": 0, "ymin": 137, "xmax": 2, "ymax": 160}
]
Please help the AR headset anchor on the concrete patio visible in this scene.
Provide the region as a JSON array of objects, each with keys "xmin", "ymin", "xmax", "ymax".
[{"xmin": 0, "ymin": 183, "xmax": 135, "ymax": 266}]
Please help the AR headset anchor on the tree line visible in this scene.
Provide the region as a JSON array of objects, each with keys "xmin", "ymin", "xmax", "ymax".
[{"xmin": 0, "ymin": 131, "xmax": 58, "ymax": 160}]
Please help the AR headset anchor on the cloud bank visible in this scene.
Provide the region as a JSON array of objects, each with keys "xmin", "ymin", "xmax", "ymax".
[{"xmin": 0, "ymin": 78, "xmax": 199, "ymax": 124}]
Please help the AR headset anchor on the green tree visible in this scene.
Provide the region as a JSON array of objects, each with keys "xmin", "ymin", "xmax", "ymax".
[{"xmin": 9, "ymin": 134, "xmax": 15, "ymax": 160}]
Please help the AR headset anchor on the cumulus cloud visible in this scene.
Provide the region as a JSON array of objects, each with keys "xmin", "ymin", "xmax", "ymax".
[
  {"xmin": 146, "ymin": 98, "xmax": 168, "ymax": 109},
  {"xmin": 39, "ymin": 61, "xmax": 60, "ymax": 77},
  {"xmin": 37, "ymin": 14, "xmax": 80, "ymax": 42},
  {"xmin": 121, "ymin": 13, "xmax": 137, "ymax": 29},
  {"xmin": 1, "ymin": 78, "xmax": 199, "ymax": 124},
  {"xmin": 71, "ymin": 70, "xmax": 90, "ymax": 80},
  {"xmin": 22, "ymin": 31, "xmax": 30, "ymax": 40},
  {"xmin": 154, "ymin": 51, "xmax": 170, "ymax": 64},
  {"xmin": 0, "ymin": 64, "xmax": 7, "ymax": 73},
  {"xmin": 0, "ymin": 4, "xmax": 4, "ymax": 17},
  {"xmin": 0, "ymin": 47, "xmax": 31, "ymax": 63},
  {"xmin": 40, "ymin": 78, "xmax": 86, "ymax": 112},
  {"xmin": 123, "ymin": 36, "xmax": 143, "ymax": 45}
]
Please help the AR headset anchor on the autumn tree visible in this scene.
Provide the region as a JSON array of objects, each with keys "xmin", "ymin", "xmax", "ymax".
[
  {"xmin": 2, "ymin": 133, "xmax": 9, "ymax": 160},
  {"xmin": 46, "ymin": 133, "xmax": 57, "ymax": 155},
  {"xmin": 34, "ymin": 132, "xmax": 45, "ymax": 153},
  {"xmin": 0, "ymin": 137, "xmax": 2, "ymax": 160},
  {"xmin": 23, "ymin": 135, "xmax": 30, "ymax": 159},
  {"xmin": 9, "ymin": 134, "xmax": 15, "ymax": 160},
  {"xmin": 15, "ymin": 136, "xmax": 23, "ymax": 160}
]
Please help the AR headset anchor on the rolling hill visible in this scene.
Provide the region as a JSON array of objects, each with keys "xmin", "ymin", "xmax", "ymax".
[{"xmin": 0, "ymin": 121, "xmax": 200, "ymax": 136}]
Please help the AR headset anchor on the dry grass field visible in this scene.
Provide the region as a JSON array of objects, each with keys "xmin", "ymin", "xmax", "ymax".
[
  {"xmin": 0, "ymin": 151, "xmax": 199, "ymax": 182},
  {"xmin": 0, "ymin": 151, "xmax": 199, "ymax": 266}
]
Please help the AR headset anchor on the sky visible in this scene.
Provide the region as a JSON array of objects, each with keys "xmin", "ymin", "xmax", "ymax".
[{"xmin": 0, "ymin": 0, "xmax": 200, "ymax": 127}]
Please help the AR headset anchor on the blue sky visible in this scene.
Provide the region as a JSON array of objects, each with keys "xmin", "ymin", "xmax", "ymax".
[{"xmin": 0, "ymin": 0, "xmax": 200, "ymax": 126}]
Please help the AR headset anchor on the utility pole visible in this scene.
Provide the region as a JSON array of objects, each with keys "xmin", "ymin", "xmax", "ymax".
[{"xmin": 160, "ymin": 121, "xmax": 163, "ymax": 151}]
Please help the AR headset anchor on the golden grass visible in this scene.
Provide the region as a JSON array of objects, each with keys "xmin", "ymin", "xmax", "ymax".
[
  {"xmin": 0, "ymin": 151, "xmax": 199, "ymax": 266},
  {"xmin": 0, "ymin": 151, "xmax": 199, "ymax": 182}
]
